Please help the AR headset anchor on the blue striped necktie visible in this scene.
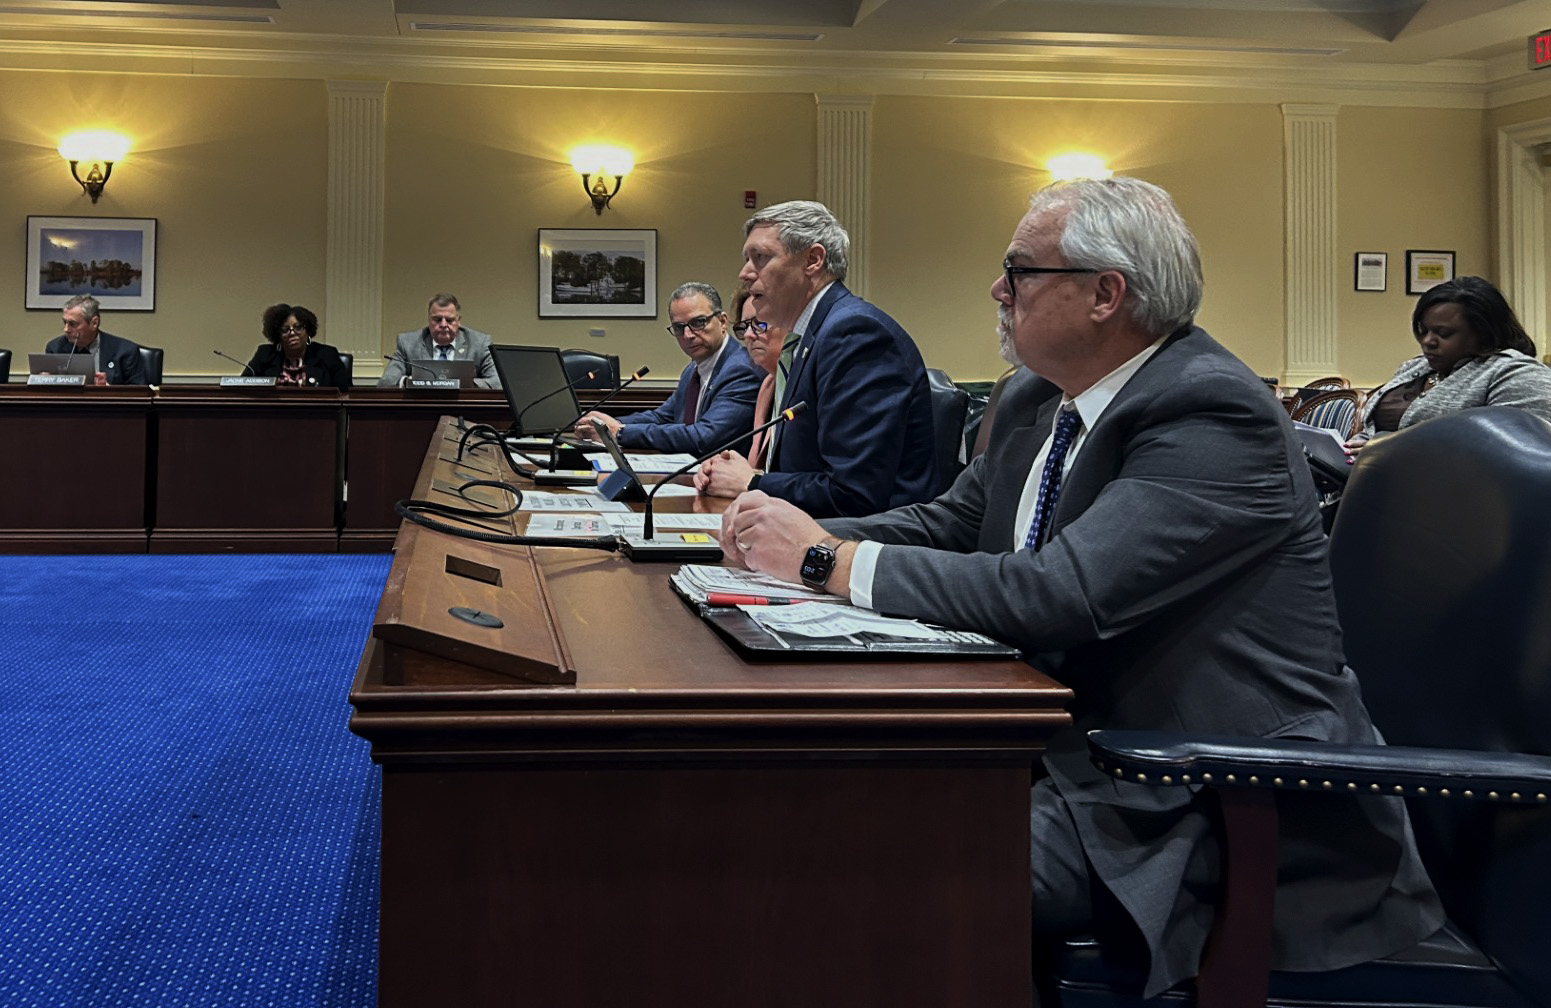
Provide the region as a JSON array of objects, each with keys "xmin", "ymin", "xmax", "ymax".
[{"xmin": 1023, "ymin": 407, "xmax": 1082, "ymax": 551}]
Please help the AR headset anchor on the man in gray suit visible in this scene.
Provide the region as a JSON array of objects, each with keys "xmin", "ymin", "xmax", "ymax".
[
  {"xmin": 719, "ymin": 177, "xmax": 1441, "ymax": 996},
  {"xmin": 379, "ymin": 292, "xmax": 500, "ymax": 388}
]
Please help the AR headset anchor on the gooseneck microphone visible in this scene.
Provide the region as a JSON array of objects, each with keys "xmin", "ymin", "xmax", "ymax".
[
  {"xmin": 384, "ymin": 354, "xmax": 440, "ymax": 383},
  {"xmin": 621, "ymin": 401, "xmax": 808, "ymax": 561},
  {"xmin": 213, "ymin": 349, "xmax": 255, "ymax": 376},
  {"xmin": 550, "ymin": 364, "xmax": 651, "ymax": 470}
]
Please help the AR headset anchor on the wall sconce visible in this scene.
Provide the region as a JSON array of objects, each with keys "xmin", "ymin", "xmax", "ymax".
[
  {"xmin": 569, "ymin": 144, "xmax": 634, "ymax": 214},
  {"xmin": 1046, "ymin": 153, "xmax": 1112, "ymax": 182},
  {"xmin": 59, "ymin": 130, "xmax": 131, "ymax": 203}
]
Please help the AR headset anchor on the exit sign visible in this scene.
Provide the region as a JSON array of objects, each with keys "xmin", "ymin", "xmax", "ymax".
[{"xmin": 1533, "ymin": 29, "xmax": 1551, "ymax": 71}]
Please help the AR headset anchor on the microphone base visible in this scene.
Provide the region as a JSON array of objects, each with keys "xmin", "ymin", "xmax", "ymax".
[
  {"xmin": 619, "ymin": 532, "xmax": 723, "ymax": 563},
  {"xmin": 532, "ymin": 469, "xmax": 597, "ymax": 487},
  {"xmin": 551, "ymin": 442, "xmax": 593, "ymax": 469}
]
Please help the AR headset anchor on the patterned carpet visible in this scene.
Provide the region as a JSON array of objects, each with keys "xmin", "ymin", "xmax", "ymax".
[{"xmin": 0, "ymin": 554, "xmax": 390, "ymax": 1007}]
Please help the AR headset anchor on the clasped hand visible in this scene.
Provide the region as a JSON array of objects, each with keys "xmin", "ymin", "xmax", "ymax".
[{"xmin": 719, "ymin": 490, "xmax": 826, "ymax": 584}]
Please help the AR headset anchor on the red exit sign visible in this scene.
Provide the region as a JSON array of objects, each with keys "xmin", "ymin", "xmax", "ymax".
[{"xmin": 1533, "ymin": 29, "xmax": 1551, "ymax": 70}]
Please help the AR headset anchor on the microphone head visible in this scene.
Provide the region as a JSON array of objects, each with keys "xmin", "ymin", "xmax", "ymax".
[
  {"xmin": 783, "ymin": 400, "xmax": 808, "ymax": 419},
  {"xmin": 634, "ymin": 365, "xmax": 651, "ymax": 379}
]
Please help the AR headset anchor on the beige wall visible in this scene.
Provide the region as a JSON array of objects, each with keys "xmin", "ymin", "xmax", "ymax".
[
  {"xmin": 0, "ymin": 69, "xmax": 1517, "ymax": 389},
  {"xmin": 0, "ymin": 72, "xmax": 326, "ymax": 370},
  {"xmin": 1337, "ymin": 106, "xmax": 1492, "ymax": 388},
  {"xmin": 870, "ymin": 96, "xmax": 1285, "ymax": 381},
  {"xmin": 381, "ymin": 83, "xmax": 814, "ymax": 378}
]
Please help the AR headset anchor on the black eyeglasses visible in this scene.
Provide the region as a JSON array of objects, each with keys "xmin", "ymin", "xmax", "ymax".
[
  {"xmin": 666, "ymin": 313, "xmax": 721, "ymax": 337},
  {"xmin": 732, "ymin": 319, "xmax": 769, "ymax": 338},
  {"xmin": 1003, "ymin": 260, "xmax": 1099, "ymax": 292}
]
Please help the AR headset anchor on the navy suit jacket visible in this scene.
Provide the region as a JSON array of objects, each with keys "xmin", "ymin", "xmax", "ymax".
[
  {"xmin": 614, "ymin": 341, "xmax": 761, "ymax": 455},
  {"xmin": 44, "ymin": 331, "xmax": 145, "ymax": 385},
  {"xmin": 758, "ymin": 283, "xmax": 936, "ymax": 518}
]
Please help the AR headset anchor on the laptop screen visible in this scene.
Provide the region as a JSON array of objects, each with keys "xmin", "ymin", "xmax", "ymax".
[
  {"xmin": 409, "ymin": 358, "xmax": 477, "ymax": 386},
  {"xmin": 490, "ymin": 345, "xmax": 581, "ymax": 435},
  {"xmin": 29, "ymin": 352, "xmax": 96, "ymax": 376}
]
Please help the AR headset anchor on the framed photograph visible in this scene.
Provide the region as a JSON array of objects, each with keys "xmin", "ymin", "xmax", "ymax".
[
  {"xmin": 26, "ymin": 216, "xmax": 157, "ymax": 310},
  {"xmin": 1405, "ymin": 249, "xmax": 1454, "ymax": 296},
  {"xmin": 1353, "ymin": 251, "xmax": 1387, "ymax": 292},
  {"xmin": 538, "ymin": 228, "xmax": 657, "ymax": 318}
]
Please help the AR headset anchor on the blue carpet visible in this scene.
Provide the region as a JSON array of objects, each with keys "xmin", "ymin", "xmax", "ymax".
[{"xmin": 0, "ymin": 554, "xmax": 390, "ymax": 1008}]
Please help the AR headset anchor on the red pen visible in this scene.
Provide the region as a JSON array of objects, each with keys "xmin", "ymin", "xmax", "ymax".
[{"xmin": 705, "ymin": 592, "xmax": 810, "ymax": 607}]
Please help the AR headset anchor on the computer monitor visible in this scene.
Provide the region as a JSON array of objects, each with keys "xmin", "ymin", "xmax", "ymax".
[
  {"xmin": 490, "ymin": 344, "xmax": 581, "ymax": 436},
  {"xmin": 29, "ymin": 352, "xmax": 96, "ymax": 377}
]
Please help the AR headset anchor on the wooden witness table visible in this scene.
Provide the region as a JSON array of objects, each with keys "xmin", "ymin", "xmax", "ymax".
[{"xmin": 349, "ymin": 417, "xmax": 1074, "ymax": 1008}]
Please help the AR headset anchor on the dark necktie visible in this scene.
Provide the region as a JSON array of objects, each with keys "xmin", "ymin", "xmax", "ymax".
[
  {"xmin": 766, "ymin": 334, "xmax": 802, "ymax": 464},
  {"xmin": 682, "ymin": 369, "xmax": 702, "ymax": 424},
  {"xmin": 437, "ymin": 345, "xmax": 451, "ymax": 360},
  {"xmin": 1023, "ymin": 407, "xmax": 1082, "ymax": 551}
]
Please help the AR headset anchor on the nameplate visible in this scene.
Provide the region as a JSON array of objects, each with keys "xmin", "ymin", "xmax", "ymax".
[
  {"xmin": 220, "ymin": 376, "xmax": 278, "ymax": 387},
  {"xmin": 406, "ymin": 379, "xmax": 460, "ymax": 390},
  {"xmin": 27, "ymin": 374, "xmax": 85, "ymax": 386}
]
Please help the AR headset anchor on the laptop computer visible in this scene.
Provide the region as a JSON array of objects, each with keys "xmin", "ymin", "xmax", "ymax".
[
  {"xmin": 1293, "ymin": 420, "xmax": 1351, "ymax": 490},
  {"xmin": 408, "ymin": 358, "xmax": 477, "ymax": 386},
  {"xmin": 29, "ymin": 352, "xmax": 96, "ymax": 376}
]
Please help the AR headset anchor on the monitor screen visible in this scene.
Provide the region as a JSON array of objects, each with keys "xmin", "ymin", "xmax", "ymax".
[
  {"xmin": 30, "ymin": 352, "xmax": 97, "ymax": 376},
  {"xmin": 490, "ymin": 345, "xmax": 581, "ymax": 436}
]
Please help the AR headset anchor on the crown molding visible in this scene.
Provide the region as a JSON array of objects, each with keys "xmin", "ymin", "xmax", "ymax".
[{"xmin": 0, "ymin": 31, "xmax": 1500, "ymax": 108}]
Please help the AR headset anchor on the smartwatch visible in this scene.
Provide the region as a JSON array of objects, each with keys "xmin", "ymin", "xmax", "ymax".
[{"xmin": 800, "ymin": 537, "xmax": 843, "ymax": 592}]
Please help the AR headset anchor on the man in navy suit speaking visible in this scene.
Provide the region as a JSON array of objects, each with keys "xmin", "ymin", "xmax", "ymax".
[{"xmin": 694, "ymin": 201, "xmax": 937, "ymax": 518}]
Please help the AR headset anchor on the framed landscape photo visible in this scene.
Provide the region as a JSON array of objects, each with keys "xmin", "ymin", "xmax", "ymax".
[
  {"xmin": 1405, "ymin": 249, "xmax": 1454, "ymax": 296},
  {"xmin": 538, "ymin": 228, "xmax": 657, "ymax": 318},
  {"xmin": 26, "ymin": 216, "xmax": 157, "ymax": 310},
  {"xmin": 1353, "ymin": 251, "xmax": 1387, "ymax": 292}
]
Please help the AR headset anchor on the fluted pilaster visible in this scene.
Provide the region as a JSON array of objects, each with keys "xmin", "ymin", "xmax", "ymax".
[
  {"xmin": 1281, "ymin": 103, "xmax": 1339, "ymax": 385},
  {"xmin": 816, "ymin": 95, "xmax": 873, "ymax": 296},
  {"xmin": 326, "ymin": 81, "xmax": 387, "ymax": 358}
]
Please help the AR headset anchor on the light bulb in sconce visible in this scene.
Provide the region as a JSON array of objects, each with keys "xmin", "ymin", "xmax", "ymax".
[
  {"xmin": 569, "ymin": 144, "xmax": 634, "ymax": 214},
  {"xmin": 1046, "ymin": 153, "xmax": 1112, "ymax": 182},
  {"xmin": 59, "ymin": 130, "xmax": 131, "ymax": 203}
]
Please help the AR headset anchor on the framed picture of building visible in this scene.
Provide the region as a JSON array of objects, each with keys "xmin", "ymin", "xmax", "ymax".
[
  {"xmin": 25, "ymin": 216, "xmax": 157, "ymax": 310},
  {"xmin": 538, "ymin": 228, "xmax": 657, "ymax": 318}
]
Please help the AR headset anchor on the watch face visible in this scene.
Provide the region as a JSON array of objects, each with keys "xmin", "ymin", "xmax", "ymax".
[{"xmin": 800, "ymin": 543, "xmax": 836, "ymax": 589}]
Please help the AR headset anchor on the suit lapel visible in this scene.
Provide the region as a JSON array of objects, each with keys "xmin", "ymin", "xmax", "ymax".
[{"xmin": 781, "ymin": 283, "xmax": 847, "ymax": 408}]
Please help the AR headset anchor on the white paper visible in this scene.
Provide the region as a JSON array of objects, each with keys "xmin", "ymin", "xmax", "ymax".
[
  {"xmin": 590, "ymin": 452, "xmax": 700, "ymax": 475},
  {"xmin": 523, "ymin": 514, "xmax": 612, "ymax": 537},
  {"xmin": 518, "ymin": 492, "xmax": 631, "ymax": 513},
  {"xmin": 744, "ymin": 602, "xmax": 943, "ymax": 640},
  {"xmin": 604, "ymin": 512, "xmax": 722, "ymax": 533}
]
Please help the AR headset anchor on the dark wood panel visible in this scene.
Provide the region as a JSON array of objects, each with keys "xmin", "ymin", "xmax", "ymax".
[
  {"xmin": 0, "ymin": 386, "xmax": 150, "ymax": 549},
  {"xmin": 152, "ymin": 386, "xmax": 341, "ymax": 543}
]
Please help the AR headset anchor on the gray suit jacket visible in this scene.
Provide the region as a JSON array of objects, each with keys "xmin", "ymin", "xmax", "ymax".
[
  {"xmin": 825, "ymin": 327, "xmax": 1441, "ymax": 994},
  {"xmin": 379, "ymin": 326, "xmax": 500, "ymax": 388}
]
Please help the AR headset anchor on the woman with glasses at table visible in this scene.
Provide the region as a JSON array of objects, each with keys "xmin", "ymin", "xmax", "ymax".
[
  {"xmin": 244, "ymin": 303, "xmax": 352, "ymax": 388},
  {"xmin": 729, "ymin": 287, "xmax": 787, "ymax": 470}
]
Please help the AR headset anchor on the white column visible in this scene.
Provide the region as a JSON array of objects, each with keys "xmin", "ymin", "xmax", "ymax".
[
  {"xmin": 1281, "ymin": 104, "xmax": 1339, "ymax": 385},
  {"xmin": 1497, "ymin": 122, "xmax": 1550, "ymax": 352},
  {"xmin": 326, "ymin": 81, "xmax": 387, "ymax": 360},
  {"xmin": 815, "ymin": 95, "xmax": 873, "ymax": 297}
]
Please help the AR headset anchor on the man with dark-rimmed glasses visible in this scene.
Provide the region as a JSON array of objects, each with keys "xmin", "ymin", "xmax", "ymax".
[{"xmin": 573, "ymin": 280, "xmax": 760, "ymax": 454}]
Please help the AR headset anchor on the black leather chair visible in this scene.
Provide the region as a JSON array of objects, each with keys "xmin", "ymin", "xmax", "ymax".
[
  {"xmin": 972, "ymin": 368, "xmax": 1018, "ymax": 459},
  {"xmin": 338, "ymin": 352, "xmax": 354, "ymax": 384},
  {"xmin": 137, "ymin": 345, "xmax": 164, "ymax": 385},
  {"xmin": 925, "ymin": 368, "xmax": 970, "ymax": 494},
  {"xmin": 0, "ymin": 348, "xmax": 11, "ymax": 383},
  {"xmin": 559, "ymin": 349, "xmax": 619, "ymax": 389},
  {"xmin": 1060, "ymin": 407, "xmax": 1551, "ymax": 1008}
]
